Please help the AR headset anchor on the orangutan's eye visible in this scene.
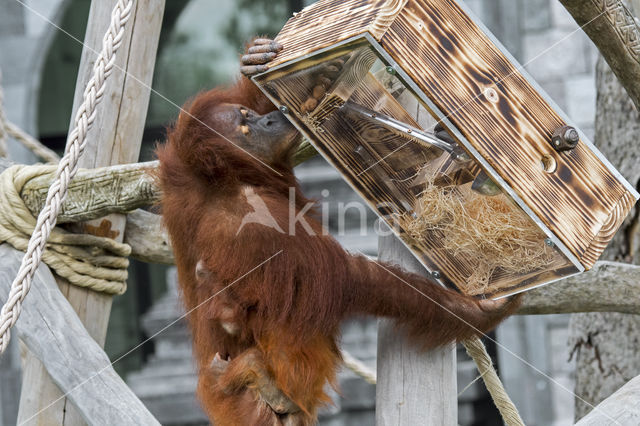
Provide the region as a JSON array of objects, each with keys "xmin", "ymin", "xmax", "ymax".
[
  {"xmin": 240, "ymin": 108, "xmax": 248, "ymax": 118},
  {"xmin": 240, "ymin": 125, "xmax": 250, "ymax": 135}
]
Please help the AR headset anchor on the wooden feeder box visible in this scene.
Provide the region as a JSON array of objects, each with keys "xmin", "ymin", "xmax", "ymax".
[{"xmin": 253, "ymin": 0, "xmax": 639, "ymax": 298}]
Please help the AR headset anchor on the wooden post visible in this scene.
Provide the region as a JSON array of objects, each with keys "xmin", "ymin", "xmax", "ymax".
[
  {"xmin": 376, "ymin": 233, "xmax": 457, "ymax": 425},
  {"xmin": 376, "ymin": 95, "xmax": 457, "ymax": 425},
  {"xmin": 17, "ymin": 1, "xmax": 164, "ymax": 424}
]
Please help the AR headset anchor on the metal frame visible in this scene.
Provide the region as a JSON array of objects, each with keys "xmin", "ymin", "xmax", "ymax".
[{"xmin": 252, "ymin": 32, "xmax": 608, "ymax": 297}]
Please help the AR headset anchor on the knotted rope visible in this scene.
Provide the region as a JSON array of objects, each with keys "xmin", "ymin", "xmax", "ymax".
[
  {"xmin": 0, "ymin": 0, "xmax": 135, "ymax": 354},
  {"xmin": 0, "ymin": 165, "xmax": 130, "ymax": 294}
]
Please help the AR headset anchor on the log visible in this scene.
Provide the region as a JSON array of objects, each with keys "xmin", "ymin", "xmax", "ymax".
[
  {"xmin": 17, "ymin": 1, "xmax": 164, "ymax": 424},
  {"xmin": 13, "ymin": 139, "xmax": 317, "ymax": 224},
  {"xmin": 21, "ymin": 161, "xmax": 159, "ymax": 224},
  {"xmin": 124, "ymin": 209, "xmax": 173, "ymax": 264},
  {"xmin": 518, "ymin": 261, "xmax": 640, "ymax": 315},
  {"xmin": 559, "ymin": 0, "xmax": 640, "ymax": 111},
  {"xmin": 0, "ymin": 244, "xmax": 159, "ymax": 425},
  {"xmin": 574, "ymin": 373, "xmax": 640, "ymax": 425}
]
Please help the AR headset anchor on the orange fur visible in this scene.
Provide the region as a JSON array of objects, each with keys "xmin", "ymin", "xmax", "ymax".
[{"xmin": 156, "ymin": 46, "xmax": 519, "ymax": 425}]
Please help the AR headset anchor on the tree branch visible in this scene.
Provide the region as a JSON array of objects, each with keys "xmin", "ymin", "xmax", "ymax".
[
  {"xmin": 559, "ymin": 0, "xmax": 640, "ymax": 110},
  {"xmin": 518, "ymin": 261, "xmax": 640, "ymax": 315},
  {"xmin": 125, "ymin": 209, "xmax": 173, "ymax": 264}
]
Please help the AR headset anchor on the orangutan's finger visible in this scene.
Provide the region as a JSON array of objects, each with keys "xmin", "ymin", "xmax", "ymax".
[
  {"xmin": 240, "ymin": 64, "xmax": 269, "ymax": 77},
  {"xmin": 248, "ymin": 42, "xmax": 283, "ymax": 54},
  {"xmin": 241, "ymin": 52, "xmax": 277, "ymax": 66},
  {"xmin": 253, "ymin": 38, "xmax": 277, "ymax": 45}
]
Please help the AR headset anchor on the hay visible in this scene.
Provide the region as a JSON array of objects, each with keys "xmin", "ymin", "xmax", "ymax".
[{"xmin": 397, "ymin": 178, "xmax": 554, "ymax": 295}]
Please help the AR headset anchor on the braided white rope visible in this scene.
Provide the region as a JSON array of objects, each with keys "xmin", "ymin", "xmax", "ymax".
[{"xmin": 0, "ymin": 0, "xmax": 135, "ymax": 354}]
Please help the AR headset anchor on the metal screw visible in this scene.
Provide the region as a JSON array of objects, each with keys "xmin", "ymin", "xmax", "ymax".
[
  {"xmin": 279, "ymin": 105, "xmax": 289, "ymax": 114},
  {"xmin": 385, "ymin": 66, "xmax": 396, "ymax": 75},
  {"xmin": 432, "ymin": 271, "xmax": 441, "ymax": 280},
  {"xmin": 544, "ymin": 238, "xmax": 554, "ymax": 247}
]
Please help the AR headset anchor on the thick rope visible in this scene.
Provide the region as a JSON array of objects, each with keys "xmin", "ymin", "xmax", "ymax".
[
  {"xmin": 5, "ymin": 122, "xmax": 60, "ymax": 164},
  {"xmin": 0, "ymin": 0, "xmax": 135, "ymax": 355},
  {"xmin": 463, "ymin": 337, "xmax": 525, "ymax": 426},
  {"xmin": 341, "ymin": 349, "xmax": 376, "ymax": 384},
  {"xmin": 0, "ymin": 165, "xmax": 130, "ymax": 294},
  {"xmin": 341, "ymin": 336, "xmax": 524, "ymax": 426}
]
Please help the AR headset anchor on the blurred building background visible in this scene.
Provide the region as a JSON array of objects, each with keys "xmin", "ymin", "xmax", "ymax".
[{"xmin": 0, "ymin": 0, "xmax": 598, "ymax": 424}]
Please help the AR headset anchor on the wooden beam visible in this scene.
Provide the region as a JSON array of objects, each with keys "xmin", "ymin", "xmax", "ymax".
[
  {"xmin": 574, "ymin": 373, "xmax": 640, "ymax": 425},
  {"xmin": 376, "ymin": 93, "xmax": 456, "ymax": 425},
  {"xmin": 559, "ymin": 0, "xmax": 640, "ymax": 110},
  {"xmin": 518, "ymin": 261, "xmax": 640, "ymax": 315},
  {"xmin": 0, "ymin": 244, "xmax": 159, "ymax": 425},
  {"xmin": 13, "ymin": 139, "xmax": 317, "ymax": 224},
  {"xmin": 376, "ymin": 232, "xmax": 457, "ymax": 425},
  {"xmin": 17, "ymin": 1, "xmax": 164, "ymax": 424},
  {"xmin": 21, "ymin": 161, "xmax": 159, "ymax": 224}
]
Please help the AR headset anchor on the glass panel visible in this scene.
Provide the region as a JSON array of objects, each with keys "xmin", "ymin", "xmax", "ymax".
[{"xmin": 255, "ymin": 39, "xmax": 579, "ymax": 298}]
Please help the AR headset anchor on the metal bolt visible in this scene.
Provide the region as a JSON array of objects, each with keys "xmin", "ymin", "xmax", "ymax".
[
  {"xmin": 564, "ymin": 128, "xmax": 579, "ymax": 145},
  {"xmin": 551, "ymin": 125, "xmax": 579, "ymax": 151},
  {"xmin": 432, "ymin": 271, "xmax": 441, "ymax": 280},
  {"xmin": 544, "ymin": 238, "xmax": 554, "ymax": 247},
  {"xmin": 279, "ymin": 105, "xmax": 289, "ymax": 114},
  {"xmin": 385, "ymin": 66, "xmax": 396, "ymax": 75}
]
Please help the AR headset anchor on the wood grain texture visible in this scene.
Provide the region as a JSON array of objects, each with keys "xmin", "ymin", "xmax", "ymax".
[
  {"xmin": 379, "ymin": 0, "xmax": 637, "ymax": 268},
  {"xmin": 18, "ymin": 1, "xmax": 164, "ymax": 424},
  {"xmin": 581, "ymin": 190, "xmax": 638, "ymax": 268},
  {"xmin": 574, "ymin": 373, "xmax": 640, "ymax": 425},
  {"xmin": 0, "ymin": 244, "xmax": 160, "ymax": 426},
  {"xmin": 518, "ymin": 261, "xmax": 640, "ymax": 315},
  {"xmin": 270, "ymin": 0, "xmax": 407, "ymax": 68},
  {"xmin": 124, "ymin": 209, "xmax": 173, "ymax": 264},
  {"xmin": 20, "ymin": 162, "xmax": 159, "ymax": 224},
  {"xmin": 559, "ymin": 0, "xmax": 640, "ymax": 111},
  {"xmin": 376, "ymin": 221, "xmax": 457, "ymax": 425}
]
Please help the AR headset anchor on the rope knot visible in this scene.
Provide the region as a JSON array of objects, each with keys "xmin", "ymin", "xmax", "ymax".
[{"xmin": 0, "ymin": 165, "xmax": 130, "ymax": 295}]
